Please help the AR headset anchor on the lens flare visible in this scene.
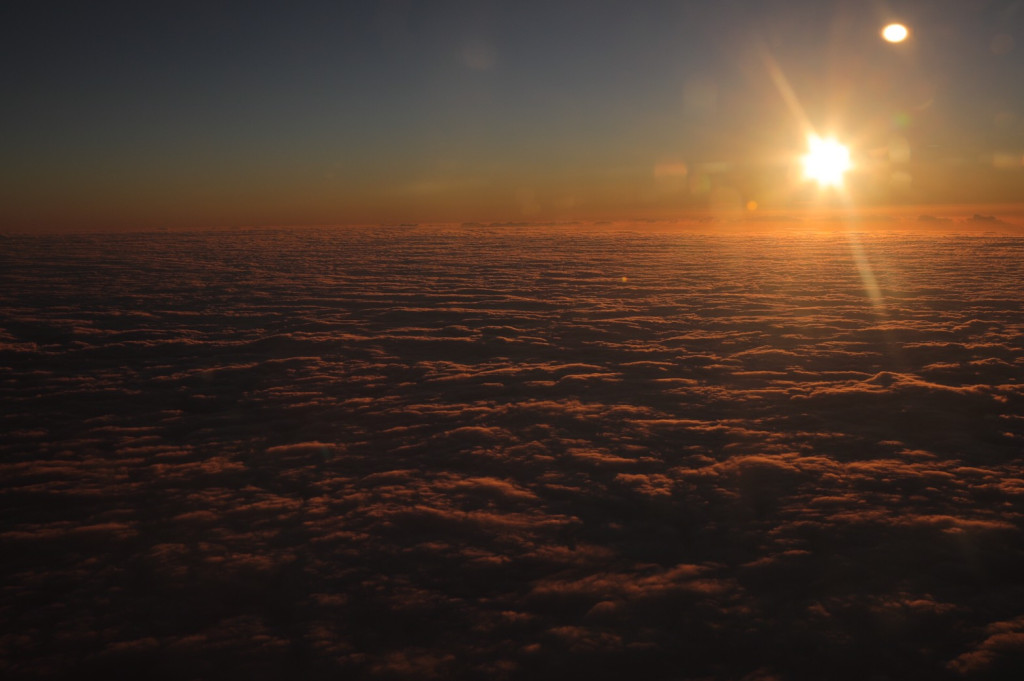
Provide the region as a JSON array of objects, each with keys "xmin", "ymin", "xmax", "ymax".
[
  {"xmin": 801, "ymin": 136, "xmax": 851, "ymax": 188},
  {"xmin": 882, "ymin": 23, "xmax": 909, "ymax": 43}
]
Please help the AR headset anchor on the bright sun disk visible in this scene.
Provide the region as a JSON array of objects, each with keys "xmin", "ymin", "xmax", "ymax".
[
  {"xmin": 882, "ymin": 23, "xmax": 909, "ymax": 43},
  {"xmin": 802, "ymin": 136, "xmax": 851, "ymax": 188}
]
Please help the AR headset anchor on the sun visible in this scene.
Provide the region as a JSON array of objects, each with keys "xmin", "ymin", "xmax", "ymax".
[
  {"xmin": 801, "ymin": 135, "xmax": 851, "ymax": 188},
  {"xmin": 882, "ymin": 23, "xmax": 909, "ymax": 43}
]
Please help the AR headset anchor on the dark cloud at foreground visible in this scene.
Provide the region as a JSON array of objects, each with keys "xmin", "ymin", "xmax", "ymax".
[{"xmin": 2, "ymin": 225, "xmax": 1023, "ymax": 680}]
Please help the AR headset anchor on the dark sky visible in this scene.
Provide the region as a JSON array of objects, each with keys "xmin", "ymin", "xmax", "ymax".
[{"xmin": 2, "ymin": 0, "xmax": 1022, "ymax": 229}]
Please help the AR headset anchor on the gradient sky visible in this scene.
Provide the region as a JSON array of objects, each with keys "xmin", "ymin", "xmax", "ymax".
[{"xmin": 2, "ymin": 0, "xmax": 1022, "ymax": 230}]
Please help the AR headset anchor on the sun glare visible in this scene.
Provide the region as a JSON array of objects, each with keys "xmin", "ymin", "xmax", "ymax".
[
  {"xmin": 882, "ymin": 23, "xmax": 909, "ymax": 43},
  {"xmin": 802, "ymin": 136, "xmax": 851, "ymax": 188}
]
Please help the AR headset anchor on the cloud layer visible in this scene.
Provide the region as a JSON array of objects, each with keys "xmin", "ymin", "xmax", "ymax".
[{"xmin": 2, "ymin": 225, "xmax": 1023, "ymax": 680}]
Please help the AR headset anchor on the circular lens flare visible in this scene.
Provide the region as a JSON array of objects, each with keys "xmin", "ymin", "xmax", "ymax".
[
  {"xmin": 802, "ymin": 136, "xmax": 851, "ymax": 188},
  {"xmin": 882, "ymin": 23, "xmax": 909, "ymax": 43}
]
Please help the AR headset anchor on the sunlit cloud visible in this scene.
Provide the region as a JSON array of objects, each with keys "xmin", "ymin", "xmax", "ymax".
[
  {"xmin": 3, "ymin": 226, "xmax": 1023, "ymax": 678},
  {"xmin": 992, "ymin": 152, "xmax": 1024, "ymax": 170}
]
